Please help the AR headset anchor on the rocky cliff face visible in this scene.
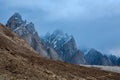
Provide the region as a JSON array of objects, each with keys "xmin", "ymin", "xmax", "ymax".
[
  {"xmin": 6, "ymin": 13, "xmax": 60, "ymax": 60},
  {"xmin": 42, "ymin": 30, "xmax": 86, "ymax": 64},
  {"xmin": 85, "ymin": 49, "xmax": 112, "ymax": 66}
]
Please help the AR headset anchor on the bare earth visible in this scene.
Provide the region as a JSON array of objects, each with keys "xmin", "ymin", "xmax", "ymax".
[{"xmin": 0, "ymin": 23, "xmax": 120, "ymax": 80}]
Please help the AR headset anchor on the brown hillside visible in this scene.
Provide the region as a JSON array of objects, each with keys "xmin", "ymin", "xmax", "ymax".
[{"xmin": 0, "ymin": 23, "xmax": 120, "ymax": 80}]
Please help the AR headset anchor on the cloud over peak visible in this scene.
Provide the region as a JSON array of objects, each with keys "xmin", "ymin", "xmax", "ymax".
[{"xmin": 1, "ymin": 0, "xmax": 120, "ymax": 20}]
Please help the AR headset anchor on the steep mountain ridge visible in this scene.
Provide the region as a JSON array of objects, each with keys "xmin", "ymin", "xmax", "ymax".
[
  {"xmin": 42, "ymin": 30, "xmax": 86, "ymax": 64},
  {"xmin": 6, "ymin": 13, "xmax": 61, "ymax": 60},
  {"xmin": 85, "ymin": 49, "xmax": 112, "ymax": 65}
]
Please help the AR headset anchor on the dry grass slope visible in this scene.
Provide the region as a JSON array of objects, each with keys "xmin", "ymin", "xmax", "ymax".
[{"xmin": 0, "ymin": 23, "xmax": 120, "ymax": 80}]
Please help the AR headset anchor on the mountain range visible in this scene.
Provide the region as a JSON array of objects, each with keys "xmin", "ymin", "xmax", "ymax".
[
  {"xmin": 1, "ymin": 17, "xmax": 120, "ymax": 80},
  {"xmin": 5, "ymin": 13, "xmax": 120, "ymax": 66}
]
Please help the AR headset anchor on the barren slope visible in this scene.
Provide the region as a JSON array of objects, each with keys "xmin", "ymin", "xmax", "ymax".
[{"xmin": 0, "ymin": 23, "xmax": 120, "ymax": 80}]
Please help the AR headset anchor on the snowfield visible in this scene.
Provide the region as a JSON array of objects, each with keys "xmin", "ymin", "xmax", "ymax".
[{"xmin": 81, "ymin": 65, "xmax": 120, "ymax": 73}]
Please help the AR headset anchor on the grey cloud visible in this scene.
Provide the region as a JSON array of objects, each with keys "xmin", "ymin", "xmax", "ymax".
[{"xmin": 1, "ymin": 0, "xmax": 120, "ymax": 20}]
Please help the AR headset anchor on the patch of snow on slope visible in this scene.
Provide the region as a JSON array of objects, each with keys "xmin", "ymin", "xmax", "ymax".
[{"xmin": 81, "ymin": 65, "xmax": 120, "ymax": 73}]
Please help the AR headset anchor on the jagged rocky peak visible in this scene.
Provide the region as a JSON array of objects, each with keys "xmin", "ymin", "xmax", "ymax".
[
  {"xmin": 109, "ymin": 55, "xmax": 118, "ymax": 65},
  {"xmin": 42, "ymin": 30, "xmax": 86, "ymax": 64},
  {"xmin": 50, "ymin": 30, "xmax": 67, "ymax": 42},
  {"xmin": 26, "ymin": 22, "xmax": 35, "ymax": 34},
  {"xmin": 6, "ymin": 12, "xmax": 25, "ymax": 30},
  {"xmin": 44, "ymin": 31, "xmax": 77, "ymax": 60},
  {"xmin": 52, "ymin": 30, "xmax": 69, "ymax": 39},
  {"xmin": 43, "ymin": 29, "xmax": 74, "ymax": 47},
  {"xmin": 6, "ymin": 12, "xmax": 38, "ymax": 45},
  {"xmin": 85, "ymin": 48, "xmax": 112, "ymax": 65},
  {"xmin": 9, "ymin": 12, "xmax": 23, "ymax": 22},
  {"xmin": 6, "ymin": 12, "xmax": 36, "ymax": 36}
]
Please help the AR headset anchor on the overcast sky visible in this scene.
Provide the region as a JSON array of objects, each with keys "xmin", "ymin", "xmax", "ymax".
[{"xmin": 0, "ymin": 0, "xmax": 120, "ymax": 56}]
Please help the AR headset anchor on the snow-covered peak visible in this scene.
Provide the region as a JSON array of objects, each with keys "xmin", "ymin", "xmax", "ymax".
[
  {"xmin": 43, "ymin": 30, "xmax": 77, "ymax": 54},
  {"xmin": 52, "ymin": 30, "xmax": 72, "ymax": 42},
  {"xmin": 42, "ymin": 30, "xmax": 80, "ymax": 62},
  {"xmin": 51, "ymin": 30, "xmax": 66, "ymax": 41},
  {"xmin": 43, "ymin": 30, "xmax": 74, "ymax": 47}
]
